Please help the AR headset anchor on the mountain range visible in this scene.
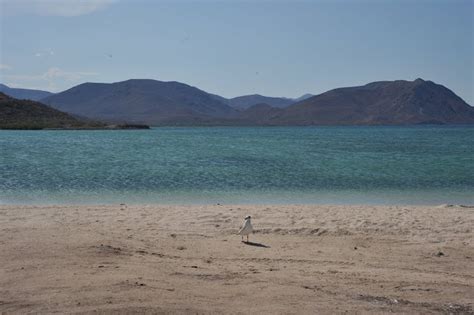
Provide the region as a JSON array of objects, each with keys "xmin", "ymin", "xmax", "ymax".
[
  {"xmin": 0, "ymin": 83, "xmax": 307, "ymax": 111},
  {"xmin": 1, "ymin": 79, "xmax": 473, "ymax": 126}
]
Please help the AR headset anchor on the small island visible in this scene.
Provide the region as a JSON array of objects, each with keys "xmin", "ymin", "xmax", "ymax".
[{"xmin": 0, "ymin": 92, "xmax": 150, "ymax": 130}]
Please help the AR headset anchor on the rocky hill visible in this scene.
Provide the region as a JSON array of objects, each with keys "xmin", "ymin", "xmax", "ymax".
[
  {"xmin": 267, "ymin": 79, "xmax": 474, "ymax": 125},
  {"xmin": 41, "ymin": 79, "xmax": 239, "ymax": 125}
]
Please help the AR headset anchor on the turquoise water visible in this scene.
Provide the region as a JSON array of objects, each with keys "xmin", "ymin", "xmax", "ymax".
[{"xmin": 0, "ymin": 126, "xmax": 473, "ymax": 205}]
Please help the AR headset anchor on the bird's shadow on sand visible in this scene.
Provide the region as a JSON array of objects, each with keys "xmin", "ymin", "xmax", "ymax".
[{"xmin": 242, "ymin": 241, "xmax": 270, "ymax": 248}]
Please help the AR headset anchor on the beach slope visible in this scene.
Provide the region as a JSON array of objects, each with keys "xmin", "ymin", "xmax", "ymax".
[{"xmin": 0, "ymin": 204, "xmax": 472, "ymax": 314}]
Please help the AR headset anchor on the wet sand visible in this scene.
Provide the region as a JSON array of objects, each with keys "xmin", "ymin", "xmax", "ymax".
[{"xmin": 0, "ymin": 204, "xmax": 473, "ymax": 314}]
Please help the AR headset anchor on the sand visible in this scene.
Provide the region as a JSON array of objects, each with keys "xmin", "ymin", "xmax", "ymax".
[{"xmin": 0, "ymin": 204, "xmax": 473, "ymax": 314}]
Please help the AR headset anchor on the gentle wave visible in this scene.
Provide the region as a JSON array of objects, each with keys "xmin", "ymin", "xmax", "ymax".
[{"xmin": 1, "ymin": 126, "xmax": 473, "ymax": 205}]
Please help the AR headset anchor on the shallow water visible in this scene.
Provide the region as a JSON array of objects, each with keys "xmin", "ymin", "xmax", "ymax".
[{"xmin": 0, "ymin": 126, "xmax": 473, "ymax": 204}]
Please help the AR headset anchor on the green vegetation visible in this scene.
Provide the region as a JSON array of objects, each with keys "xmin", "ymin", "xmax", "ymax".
[
  {"xmin": 0, "ymin": 93, "xmax": 104, "ymax": 129},
  {"xmin": 0, "ymin": 93, "xmax": 149, "ymax": 130}
]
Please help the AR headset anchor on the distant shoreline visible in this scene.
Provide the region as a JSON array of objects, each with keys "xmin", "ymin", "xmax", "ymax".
[
  {"xmin": 145, "ymin": 123, "xmax": 474, "ymax": 128},
  {"xmin": 3, "ymin": 123, "xmax": 472, "ymax": 130},
  {"xmin": 0, "ymin": 124, "xmax": 150, "ymax": 130}
]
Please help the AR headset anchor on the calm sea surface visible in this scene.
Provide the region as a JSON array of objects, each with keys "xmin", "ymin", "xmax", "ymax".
[{"xmin": 0, "ymin": 126, "xmax": 473, "ymax": 205}]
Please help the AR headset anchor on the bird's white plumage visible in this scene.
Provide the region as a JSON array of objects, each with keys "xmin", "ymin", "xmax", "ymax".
[{"xmin": 238, "ymin": 217, "xmax": 253, "ymax": 236}]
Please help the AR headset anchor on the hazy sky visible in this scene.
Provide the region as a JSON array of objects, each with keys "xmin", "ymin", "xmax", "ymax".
[{"xmin": 1, "ymin": 0, "xmax": 473, "ymax": 104}]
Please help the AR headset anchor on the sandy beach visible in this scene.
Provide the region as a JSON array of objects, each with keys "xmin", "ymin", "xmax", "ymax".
[{"xmin": 0, "ymin": 204, "xmax": 473, "ymax": 314}]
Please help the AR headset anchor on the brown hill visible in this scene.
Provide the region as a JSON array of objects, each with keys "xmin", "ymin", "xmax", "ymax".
[
  {"xmin": 269, "ymin": 79, "xmax": 474, "ymax": 125},
  {"xmin": 41, "ymin": 79, "xmax": 238, "ymax": 125}
]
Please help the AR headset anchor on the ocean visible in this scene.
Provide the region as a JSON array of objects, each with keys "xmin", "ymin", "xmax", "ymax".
[{"xmin": 0, "ymin": 126, "xmax": 473, "ymax": 205}]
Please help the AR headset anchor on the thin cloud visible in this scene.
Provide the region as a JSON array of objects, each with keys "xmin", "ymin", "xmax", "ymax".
[
  {"xmin": 3, "ymin": 67, "xmax": 99, "ymax": 91},
  {"xmin": 2, "ymin": 0, "xmax": 116, "ymax": 17},
  {"xmin": 42, "ymin": 67, "xmax": 99, "ymax": 81},
  {"xmin": 34, "ymin": 48, "xmax": 55, "ymax": 57},
  {"xmin": 0, "ymin": 64, "xmax": 12, "ymax": 70}
]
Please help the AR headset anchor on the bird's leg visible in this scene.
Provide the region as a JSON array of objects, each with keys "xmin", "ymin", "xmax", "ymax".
[
  {"xmin": 241, "ymin": 235, "xmax": 243, "ymax": 241},
  {"xmin": 247, "ymin": 235, "xmax": 249, "ymax": 242}
]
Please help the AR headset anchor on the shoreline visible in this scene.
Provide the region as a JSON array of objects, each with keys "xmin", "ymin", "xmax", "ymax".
[
  {"xmin": 1, "ymin": 200, "xmax": 473, "ymax": 207},
  {"xmin": 1, "ymin": 202, "xmax": 474, "ymax": 207},
  {"xmin": 1, "ymin": 204, "xmax": 472, "ymax": 314}
]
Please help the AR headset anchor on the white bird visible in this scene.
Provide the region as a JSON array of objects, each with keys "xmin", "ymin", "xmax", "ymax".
[{"xmin": 238, "ymin": 215, "xmax": 253, "ymax": 242}]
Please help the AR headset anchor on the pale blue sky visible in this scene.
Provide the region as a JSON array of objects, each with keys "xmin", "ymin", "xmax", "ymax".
[{"xmin": 1, "ymin": 0, "xmax": 473, "ymax": 104}]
